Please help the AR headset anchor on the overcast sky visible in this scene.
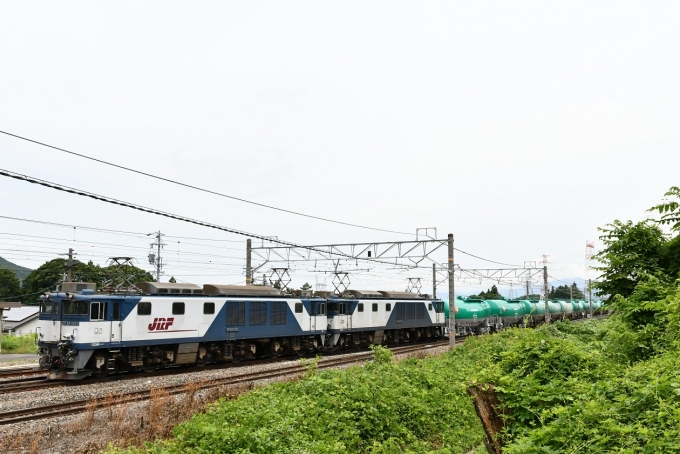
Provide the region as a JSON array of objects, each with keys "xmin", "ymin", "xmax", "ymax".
[{"xmin": 1, "ymin": 2, "xmax": 678, "ymax": 299}]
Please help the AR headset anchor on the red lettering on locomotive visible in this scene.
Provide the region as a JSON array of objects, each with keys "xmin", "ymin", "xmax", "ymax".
[{"xmin": 148, "ymin": 317, "xmax": 175, "ymax": 331}]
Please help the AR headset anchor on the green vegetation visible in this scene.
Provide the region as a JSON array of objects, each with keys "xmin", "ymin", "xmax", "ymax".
[
  {"xmin": 0, "ymin": 256, "xmax": 32, "ymax": 281},
  {"xmin": 0, "ymin": 266, "xmax": 22, "ymax": 300},
  {"xmin": 474, "ymin": 284, "xmax": 503, "ymax": 299},
  {"xmin": 20, "ymin": 258, "xmax": 154, "ymax": 303},
  {"xmin": 0, "ymin": 333, "xmax": 38, "ymax": 354},
  {"xmin": 548, "ymin": 282, "xmax": 584, "ymax": 299}
]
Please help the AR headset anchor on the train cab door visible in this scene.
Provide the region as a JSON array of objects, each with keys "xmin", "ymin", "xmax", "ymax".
[
  {"xmin": 40, "ymin": 298, "xmax": 61, "ymax": 342},
  {"xmin": 337, "ymin": 302, "xmax": 349, "ymax": 331},
  {"xmin": 309, "ymin": 301, "xmax": 316, "ymax": 331},
  {"xmin": 89, "ymin": 301, "xmax": 111, "ymax": 346},
  {"xmin": 110, "ymin": 301, "xmax": 122, "ymax": 346}
]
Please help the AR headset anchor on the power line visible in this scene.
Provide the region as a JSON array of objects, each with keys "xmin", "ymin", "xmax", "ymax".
[
  {"xmin": 0, "ymin": 215, "xmax": 146, "ymax": 237},
  {"xmin": 0, "ymin": 168, "xmax": 419, "ymax": 268},
  {"xmin": 0, "ymin": 130, "xmax": 412, "ymax": 236},
  {"xmin": 1, "ymin": 213, "xmax": 518, "ymax": 269},
  {"xmin": 452, "ymin": 249, "xmax": 520, "ymax": 267}
]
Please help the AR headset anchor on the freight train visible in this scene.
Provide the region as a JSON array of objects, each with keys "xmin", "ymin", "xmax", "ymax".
[
  {"xmin": 36, "ymin": 282, "xmax": 446, "ymax": 380},
  {"xmin": 449, "ymin": 296, "xmax": 605, "ymax": 336}
]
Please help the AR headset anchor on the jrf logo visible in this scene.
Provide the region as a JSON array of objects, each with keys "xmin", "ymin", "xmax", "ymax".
[{"xmin": 148, "ymin": 317, "xmax": 174, "ymax": 331}]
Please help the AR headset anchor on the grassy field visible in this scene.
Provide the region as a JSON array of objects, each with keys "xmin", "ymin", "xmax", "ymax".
[{"xmin": 0, "ymin": 333, "xmax": 38, "ymax": 354}]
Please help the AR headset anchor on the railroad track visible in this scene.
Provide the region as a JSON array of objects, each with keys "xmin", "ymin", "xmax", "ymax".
[
  {"xmin": 0, "ymin": 366, "xmax": 44, "ymax": 380},
  {"xmin": 0, "ymin": 377, "xmax": 54, "ymax": 394},
  {"xmin": 0, "ymin": 341, "xmax": 453, "ymax": 425}
]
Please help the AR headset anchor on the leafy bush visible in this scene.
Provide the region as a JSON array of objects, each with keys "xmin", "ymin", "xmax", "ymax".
[
  {"xmin": 113, "ymin": 337, "xmax": 537, "ymax": 454},
  {"xmin": 0, "ymin": 333, "xmax": 37, "ymax": 354}
]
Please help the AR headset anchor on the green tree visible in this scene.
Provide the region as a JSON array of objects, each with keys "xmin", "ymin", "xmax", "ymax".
[
  {"xmin": 477, "ymin": 284, "xmax": 502, "ymax": 299},
  {"xmin": 0, "ymin": 267, "xmax": 22, "ymax": 300},
  {"xmin": 549, "ymin": 283, "xmax": 584, "ymax": 299},
  {"xmin": 169, "ymin": 276, "xmax": 177, "ymax": 283},
  {"xmin": 21, "ymin": 258, "xmax": 154, "ymax": 303},
  {"xmin": 592, "ymin": 220, "xmax": 674, "ymax": 300},
  {"xmin": 648, "ymin": 186, "xmax": 680, "ymax": 231},
  {"xmin": 300, "ymin": 282, "xmax": 312, "ymax": 291}
]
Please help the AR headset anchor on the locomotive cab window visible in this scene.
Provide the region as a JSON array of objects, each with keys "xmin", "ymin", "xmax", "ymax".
[
  {"xmin": 295, "ymin": 303, "xmax": 303, "ymax": 313},
  {"xmin": 203, "ymin": 302, "xmax": 215, "ymax": 314},
  {"xmin": 338, "ymin": 303, "xmax": 346, "ymax": 315},
  {"xmin": 112, "ymin": 302, "xmax": 120, "ymax": 320},
  {"xmin": 386, "ymin": 303, "xmax": 392, "ymax": 312},
  {"xmin": 40, "ymin": 301, "xmax": 52, "ymax": 315},
  {"xmin": 172, "ymin": 302, "xmax": 185, "ymax": 315},
  {"xmin": 327, "ymin": 302, "xmax": 338, "ymax": 312},
  {"xmin": 64, "ymin": 300, "xmax": 88, "ymax": 315},
  {"xmin": 137, "ymin": 302, "xmax": 152, "ymax": 316},
  {"xmin": 372, "ymin": 303, "xmax": 378, "ymax": 312},
  {"xmin": 428, "ymin": 303, "xmax": 433, "ymax": 311},
  {"xmin": 318, "ymin": 303, "xmax": 326, "ymax": 315},
  {"xmin": 358, "ymin": 303, "xmax": 364, "ymax": 312},
  {"xmin": 90, "ymin": 302, "xmax": 106, "ymax": 321}
]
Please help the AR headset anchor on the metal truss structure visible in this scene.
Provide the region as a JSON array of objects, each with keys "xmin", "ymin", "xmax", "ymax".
[
  {"xmin": 405, "ymin": 277, "xmax": 422, "ymax": 294},
  {"xmin": 102, "ymin": 257, "xmax": 143, "ymax": 293},
  {"xmin": 432, "ymin": 266, "xmax": 545, "ymax": 288},
  {"xmin": 268, "ymin": 268, "xmax": 291, "ymax": 292},
  {"xmin": 332, "ymin": 272, "xmax": 351, "ymax": 294},
  {"xmin": 249, "ymin": 237, "xmax": 449, "ymax": 273}
]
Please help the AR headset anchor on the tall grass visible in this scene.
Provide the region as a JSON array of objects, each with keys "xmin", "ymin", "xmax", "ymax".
[{"xmin": 0, "ymin": 333, "xmax": 38, "ymax": 354}]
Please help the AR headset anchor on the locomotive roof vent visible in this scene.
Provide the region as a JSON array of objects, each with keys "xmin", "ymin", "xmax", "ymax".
[
  {"xmin": 347, "ymin": 290, "xmax": 383, "ymax": 298},
  {"xmin": 378, "ymin": 291, "xmax": 424, "ymax": 299},
  {"xmin": 60, "ymin": 282, "xmax": 97, "ymax": 294},
  {"xmin": 203, "ymin": 284, "xmax": 281, "ymax": 296},
  {"xmin": 136, "ymin": 282, "xmax": 203, "ymax": 295}
]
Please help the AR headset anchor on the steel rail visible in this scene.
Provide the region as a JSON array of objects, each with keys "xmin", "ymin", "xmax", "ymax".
[{"xmin": 0, "ymin": 341, "xmax": 455, "ymax": 425}]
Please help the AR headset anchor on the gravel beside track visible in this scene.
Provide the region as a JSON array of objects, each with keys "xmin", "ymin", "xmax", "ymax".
[
  {"xmin": 0, "ymin": 341, "xmax": 450, "ymax": 418},
  {"xmin": 0, "ymin": 343, "xmax": 449, "ymax": 453}
]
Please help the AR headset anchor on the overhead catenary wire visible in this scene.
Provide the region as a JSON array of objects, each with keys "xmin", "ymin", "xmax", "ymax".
[
  {"xmin": 0, "ymin": 130, "xmax": 413, "ymax": 236},
  {"xmin": 0, "ymin": 168, "xmax": 421, "ymax": 269},
  {"xmin": 0, "ymin": 207, "xmax": 519, "ymax": 269}
]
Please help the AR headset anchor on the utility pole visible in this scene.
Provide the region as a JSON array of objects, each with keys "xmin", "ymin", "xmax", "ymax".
[
  {"xmin": 543, "ymin": 265, "xmax": 550, "ymax": 324},
  {"xmin": 66, "ymin": 248, "xmax": 74, "ymax": 282},
  {"xmin": 525, "ymin": 280, "xmax": 530, "ymax": 299},
  {"xmin": 588, "ymin": 279, "xmax": 593, "ymax": 318},
  {"xmin": 59, "ymin": 248, "xmax": 78, "ymax": 283},
  {"xmin": 432, "ymin": 263, "xmax": 436, "ymax": 299},
  {"xmin": 246, "ymin": 239, "xmax": 252, "ymax": 285},
  {"xmin": 448, "ymin": 233, "xmax": 456, "ymax": 347},
  {"xmin": 148, "ymin": 231, "xmax": 164, "ymax": 282}
]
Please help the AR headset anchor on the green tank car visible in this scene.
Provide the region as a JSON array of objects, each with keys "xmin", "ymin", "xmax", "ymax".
[
  {"xmin": 514, "ymin": 299, "xmax": 545, "ymax": 327},
  {"xmin": 451, "ymin": 297, "xmax": 492, "ymax": 335}
]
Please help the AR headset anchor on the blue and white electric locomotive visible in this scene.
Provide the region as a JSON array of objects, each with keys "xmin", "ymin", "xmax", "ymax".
[
  {"xmin": 325, "ymin": 290, "xmax": 445, "ymax": 348},
  {"xmin": 37, "ymin": 282, "xmax": 327, "ymax": 379},
  {"xmin": 37, "ymin": 282, "xmax": 446, "ymax": 379}
]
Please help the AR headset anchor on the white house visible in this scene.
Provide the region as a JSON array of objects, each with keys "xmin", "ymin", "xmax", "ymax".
[{"xmin": 2, "ymin": 306, "xmax": 39, "ymax": 335}]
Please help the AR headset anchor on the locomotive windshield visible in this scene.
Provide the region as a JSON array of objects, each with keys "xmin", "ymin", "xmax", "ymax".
[
  {"xmin": 40, "ymin": 301, "xmax": 52, "ymax": 314},
  {"xmin": 63, "ymin": 300, "xmax": 88, "ymax": 315}
]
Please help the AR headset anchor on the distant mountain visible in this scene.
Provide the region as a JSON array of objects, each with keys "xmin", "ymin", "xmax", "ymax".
[{"xmin": 0, "ymin": 256, "xmax": 33, "ymax": 281}]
